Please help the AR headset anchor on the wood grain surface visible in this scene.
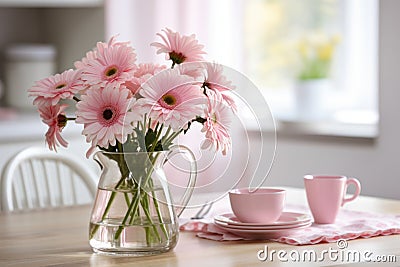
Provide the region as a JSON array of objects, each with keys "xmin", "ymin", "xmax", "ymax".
[{"xmin": 0, "ymin": 187, "xmax": 399, "ymax": 267}]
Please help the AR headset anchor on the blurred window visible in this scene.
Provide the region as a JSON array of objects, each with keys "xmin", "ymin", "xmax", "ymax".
[
  {"xmin": 107, "ymin": 0, "xmax": 378, "ymax": 126},
  {"xmin": 242, "ymin": 0, "xmax": 378, "ymax": 124}
]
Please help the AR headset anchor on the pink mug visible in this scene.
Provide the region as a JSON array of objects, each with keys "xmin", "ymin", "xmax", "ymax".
[{"xmin": 304, "ymin": 175, "xmax": 361, "ymax": 224}]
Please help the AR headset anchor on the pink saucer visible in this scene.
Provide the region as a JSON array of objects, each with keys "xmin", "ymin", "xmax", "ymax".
[
  {"xmin": 214, "ymin": 222, "xmax": 312, "ymax": 239},
  {"xmin": 214, "ymin": 212, "xmax": 312, "ymax": 227},
  {"xmin": 214, "ymin": 219, "xmax": 312, "ymax": 230}
]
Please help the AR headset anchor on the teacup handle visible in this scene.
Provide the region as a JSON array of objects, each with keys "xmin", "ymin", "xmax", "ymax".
[
  {"xmin": 166, "ymin": 145, "xmax": 197, "ymax": 217},
  {"xmin": 341, "ymin": 178, "xmax": 361, "ymax": 206}
]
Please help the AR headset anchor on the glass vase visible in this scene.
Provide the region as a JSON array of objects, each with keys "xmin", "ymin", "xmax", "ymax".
[{"xmin": 89, "ymin": 145, "xmax": 197, "ymax": 256}]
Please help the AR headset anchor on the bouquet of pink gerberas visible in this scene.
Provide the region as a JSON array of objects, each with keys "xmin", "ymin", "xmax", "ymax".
[
  {"xmin": 28, "ymin": 28, "xmax": 236, "ymax": 246},
  {"xmin": 28, "ymin": 28, "xmax": 235, "ymax": 158}
]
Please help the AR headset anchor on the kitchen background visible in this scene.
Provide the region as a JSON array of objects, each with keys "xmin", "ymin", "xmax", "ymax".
[{"xmin": 0, "ymin": 0, "xmax": 398, "ymax": 200}]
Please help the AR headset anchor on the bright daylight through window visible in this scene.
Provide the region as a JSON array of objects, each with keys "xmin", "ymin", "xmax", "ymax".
[{"xmin": 243, "ymin": 0, "xmax": 378, "ymax": 128}]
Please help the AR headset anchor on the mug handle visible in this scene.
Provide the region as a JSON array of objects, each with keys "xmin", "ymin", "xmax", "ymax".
[
  {"xmin": 341, "ymin": 178, "xmax": 361, "ymax": 206},
  {"xmin": 166, "ymin": 145, "xmax": 197, "ymax": 217}
]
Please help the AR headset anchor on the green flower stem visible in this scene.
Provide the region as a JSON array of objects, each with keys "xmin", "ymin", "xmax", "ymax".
[
  {"xmin": 89, "ymin": 190, "xmax": 117, "ymax": 239},
  {"xmin": 140, "ymin": 196, "xmax": 161, "ymax": 243},
  {"xmin": 124, "ymin": 192, "xmax": 131, "ymax": 207},
  {"xmin": 145, "ymin": 227, "xmax": 151, "ymax": 244},
  {"xmin": 114, "ymin": 152, "xmax": 161, "ymax": 240},
  {"xmin": 114, "ymin": 187, "xmax": 142, "ymax": 239},
  {"xmin": 161, "ymin": 126, "xmax": 172, "ymax": 145},
  {"xmin": 163, "ymin": 130, "xmax": 183, "ymax": 147},
  {"xmin": 89, "ymin": 172, "xmax": 131, "ymax": 239},
  {"xmin": 150, "ymin": 178, "xmax": 168, "ymax": 239},
  {"xmin": 150, "ymin": 124, "xmax": 163, "ymax": 151},
  {"xmin": 132, "ymin": 154, "xmax": 167, "ymax": 242}
]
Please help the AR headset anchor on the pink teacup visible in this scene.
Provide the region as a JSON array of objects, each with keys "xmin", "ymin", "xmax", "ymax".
[
  {"xmin": 304, "ymin": 175, "xmax": 361, "ymax": 224},
  {"xmin": 229, "ymin": 188, "xmax": 286, "ymax": 223}
]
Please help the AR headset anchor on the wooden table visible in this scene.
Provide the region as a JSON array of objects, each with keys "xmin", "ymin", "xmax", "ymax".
[{"xmin": 0, "ymin": 187, "xmax": 399, "ymax": 266}]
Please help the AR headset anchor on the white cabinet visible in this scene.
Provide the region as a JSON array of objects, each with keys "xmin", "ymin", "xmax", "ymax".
[
  {"xmin": 0, "ymin": 1, "xmax": 105, "ymax": 171},
  {"xmin": 0, "ymin": 0, "xmax": 103, "ymax": 8}
]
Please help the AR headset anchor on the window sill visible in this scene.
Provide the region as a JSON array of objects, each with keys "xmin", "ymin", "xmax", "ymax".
[
  {"xmin": 274, "ymin": 108, "xmax": 378, "ymax": 139},
  {"xmin": 246, "ymin": 84, "xmax": 379, "ymax": 140},
  {"xmin": 274, "ymin": 118, "xmax": 378, "ymax": 139},
  {"xmin": 243, "ymin": 110, "xmax": 378, "ymax": 140}
]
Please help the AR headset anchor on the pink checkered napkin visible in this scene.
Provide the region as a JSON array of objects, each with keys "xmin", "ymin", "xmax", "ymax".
[{"xmin": 179, "ymin": 206, "xmax": 400, "ymax": 245}]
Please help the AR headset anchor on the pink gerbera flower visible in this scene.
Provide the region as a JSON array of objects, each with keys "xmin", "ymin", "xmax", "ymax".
[
  {"xmin": 75, "ymin": 84, "xmax": 139, "ymax": 157},
  {"xmin": 151, "ymin": 28, "xmax": 206, "ymax": 66},
  {"xmin": 201, "ymin": 91, "xmax": 232, "ymax": 155},
  {"xmin": 38, "ymin": 103, "xmax": 69, "ymax": 151},
  {"xmin": 203, "ymin": 63, "xmax": 237, "ymax": 111},
  {"xmin": 124, "ymin": 63, "xmax": 167, "ymax": 95},
  {"xmin": 134, "ymin": 63, "xmax": 167, "ymax": 78},
  {"xmin": 29, "ymin": 69, "xmax": 84, "ymax": 106},
  {"xmin": 74, "ymin": 35, "xmax": 130, "ymax": 70},
  {"xmin": 137, "ymin": 69, "xmax": 206, "ymax": 130},
  {"xmin": 76, "ymin": 39, "xmax": 137, "ymax": 87}
]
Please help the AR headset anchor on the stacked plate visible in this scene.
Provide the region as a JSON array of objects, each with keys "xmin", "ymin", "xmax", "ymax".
[{"xmin": 214, "ymin": 212, "xmax": 312, "ymax": 239}]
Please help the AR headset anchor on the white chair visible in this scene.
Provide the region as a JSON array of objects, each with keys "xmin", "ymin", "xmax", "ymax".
[{"xmin": 1, "ymin": 147, "xmax": 98, "ymax": 212}]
